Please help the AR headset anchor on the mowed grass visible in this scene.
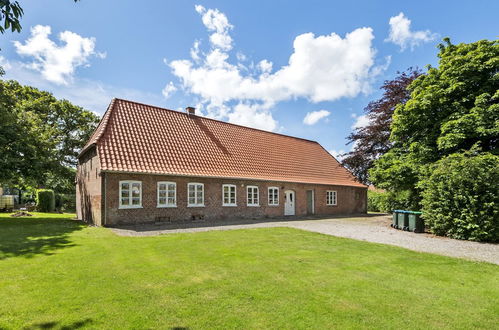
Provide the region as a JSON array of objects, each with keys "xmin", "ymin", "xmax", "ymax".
[{"xmin": 0, "ymin": 213, "xmax": 498, "ymax": 329}]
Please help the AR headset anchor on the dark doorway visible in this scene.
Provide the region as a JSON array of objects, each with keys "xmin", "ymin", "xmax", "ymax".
[{"xmin": 306, "ymin": 190, "xmax": 314, "ymax": 215}]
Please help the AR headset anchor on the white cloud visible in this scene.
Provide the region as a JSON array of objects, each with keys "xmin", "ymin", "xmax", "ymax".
[
  {"xmin": 329, "ymin": 149, "xmax": 346, "ymax": 162},
  {"xmin": 351, "ymin": 113, "xmax": 370, "ymax": 129},
  {"xmin": 227, "ymin": 103, "xmax": 277, "ymax": 131},
  {"xmin": 162, "ymin": 81, "xmax": 177, "ymax": 99},
  {"xmin": 303, "ymin": 110, "xmax": 331, "ymax": 125},
  {"xmin": 386, "ymin": 12, "xmax": 436, "ymax": 51},
  {"xmin": 167, "ymin": 5, "xmax": 386, "ymax": 131},
  {"xmin": 190, "ymin": 40, "xmax": 201, "ymax": 62},
  {"xmin": 195, "ymin": 5, "xmax": 233, "ymax": 51},
  {"xmin": 1, "ymin": 57, "xmax": 163, "ymax": 113},
  {"xmin": 13, "ymin": 25, "xmax": 104, "ymax": 85}
]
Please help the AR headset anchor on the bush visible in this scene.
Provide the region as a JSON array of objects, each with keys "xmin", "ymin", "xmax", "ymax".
[
  {"xmin": 36, "ymin": 189, "xmax": 55, "ymax": 212},
  {"xmin": 419, "ymin": 153, "xmax": 499, "ymax": 242},
  {"xmin": 55, "ymin": 193, "xmax": 76, "ymax": 213},
  {"xmin": 368, "ymin": 190, "xmax": 417, "ymax": 213}
]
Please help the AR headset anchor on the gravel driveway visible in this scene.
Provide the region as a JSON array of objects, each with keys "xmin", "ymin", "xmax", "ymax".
[{"xmin": 111, "ymin": 214, "xmax": 499, "ymax": 265}]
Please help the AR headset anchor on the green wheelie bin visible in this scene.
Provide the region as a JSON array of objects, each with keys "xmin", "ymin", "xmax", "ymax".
[
  {"xmin": 397, "ymin": 211, "xmax": 409, "ymax": 231},
  {"xmin": 408, "ymin": 211, "xmax": 424, "ymax": 233},
  {"xmin": 391, "ymin": 210, "xmax": 399, "ymax": 228}
]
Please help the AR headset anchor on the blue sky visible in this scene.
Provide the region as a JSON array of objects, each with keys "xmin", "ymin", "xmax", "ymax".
[{"xmin": 1, "ymin": 0, "xmax": 497, "ymax": 157}]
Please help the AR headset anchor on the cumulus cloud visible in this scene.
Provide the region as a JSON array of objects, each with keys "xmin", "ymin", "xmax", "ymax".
[
  {"xmin": 351, "ymin": 113, "xmax": 370, "ymax": 129},
  {"xmin": 303, "ymin": 110, "xmax": 331, "ymax": 125},
  {"xmin": 195, "ymin": 5, "xmax": 233, "ymax": 51},
  {"xmin": 13, "ymin": 25, "xmax": 104, "ymax": 85},
  {"xmin": 1, "ymin": 56, "xmax": 164, "ymax": 113},
  {"xmin": 165, "ymin": 6, "xmax": 386, "ymax": 131},
  {"xmin": 162, "ymin": 81, "xmax": 177, "ymax": 99},
  {"xmin": 227, "ymin": 103, "xmax": 278, "ymax": 131},
  {"xmin": 386, "ymin": 12, "xmax": 436, "ymax": 51}
]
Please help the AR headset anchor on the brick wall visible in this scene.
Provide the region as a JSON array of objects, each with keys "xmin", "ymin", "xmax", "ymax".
[
  {"xmin": 76, "ymin": 146, "xmax": 103, "ymax": 225},
  {"xmin": 102, "ymin": 172, "xmax": 367, "ymax": 226}
]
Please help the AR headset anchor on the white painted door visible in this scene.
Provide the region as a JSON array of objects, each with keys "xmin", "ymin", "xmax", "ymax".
[{"xmin": 284, "ymin": 190, "xmax": 295, "ymax": 216}]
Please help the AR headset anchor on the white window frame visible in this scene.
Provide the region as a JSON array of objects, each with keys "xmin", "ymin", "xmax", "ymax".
[
  {"xmin": 187, "ymin": 183, "xmax": 205, "ymax": 207},
  {"xmin": 119, "ymin": 180, "xmax": 142, "ymax": 209},
  {"xmin": 268, "ymin": 187, "xmax": 279, "ymax": 206},
  {"xmin": 157, "ymin": 181, "xmax": 177, "ymax": 208},
  {"xmin": 247, "ymin": 185, "xmax": 259, "ymax": 207},
  {"xmin": 222, "ymin": 184, "xmax": 237, "ymax": 206},
  {"xmin": 326, "ymin": 190, "xmax": 337, "ymax": 206}
]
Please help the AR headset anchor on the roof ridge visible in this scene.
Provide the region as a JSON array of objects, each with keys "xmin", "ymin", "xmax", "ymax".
[{"xmin": 113, "ymin": 98, "xmax": 319, "ymax": 144}]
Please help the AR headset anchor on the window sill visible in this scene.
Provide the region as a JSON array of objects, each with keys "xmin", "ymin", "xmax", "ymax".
[
  {"xmin": 326, "ymin": 204, "xmax": 338, "ymax": 207},
  {"xmin": 247, "ymin": 204, "xmax": 260, "ymax": 207},
  {"xmin": 268, "ymin": 204, "xmax": 279, "ymax": 207},
  {"xmin": 157, "ymin": 205, "xmax": 177, "ymax": 208},
  {"xmin": 222, "ymin": 204, "xmax": 237, "ymax": 207},
  {"xmin": 187, "ymin": 205, "xmax": 205, "ymax": 208},
  {"xmin": 119, "ymin": 206, "xmax": 143, "ymax": 209}
]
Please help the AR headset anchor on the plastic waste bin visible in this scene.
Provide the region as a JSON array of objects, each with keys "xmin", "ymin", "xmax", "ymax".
[
  {"xmin": 397, "ymin": 211, "xmax": 409, "ymax": 231},
  {"xmin": 408, "ymin": 211, "xmax": 424, "ymax": 233}
]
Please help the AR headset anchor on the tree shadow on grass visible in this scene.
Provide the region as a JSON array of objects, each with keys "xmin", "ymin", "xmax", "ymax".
[
  {"xmin": 23, "ymin": 318, "xmax": 93, "ymax": 330},
  {"xmin": 0, "ymin": 216, "xmax": 86, "ymax": 260}
]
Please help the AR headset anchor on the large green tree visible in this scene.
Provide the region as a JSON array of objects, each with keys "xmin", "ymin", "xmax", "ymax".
[
  {"xmin": 371, "ymin": 39, "xmax": 498, "ymax": 191},
  {"xmin": 0, "ymin": 80, "xmax": 99, "ymax": 192},
  {"xmin": 370, "ymin": 39, "xmax": 498, "ymax": 239}
]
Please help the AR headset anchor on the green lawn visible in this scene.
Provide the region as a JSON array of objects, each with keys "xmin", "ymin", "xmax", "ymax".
[{"xmin": 0, "ymin": 213, "xmax": 498, "ymax": 329}]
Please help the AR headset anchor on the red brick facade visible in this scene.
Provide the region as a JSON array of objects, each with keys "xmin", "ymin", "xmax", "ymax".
[
  {"xmin": 76, "ymin": 147, "xmax": 104, "ymax": 225},
  {"xmin": 77, "ymin": 149, "xmax": 367, "ymax": 226},
  {"xmin": 76, "ymin": 99, "xmax": 368, "ymax": 226}
]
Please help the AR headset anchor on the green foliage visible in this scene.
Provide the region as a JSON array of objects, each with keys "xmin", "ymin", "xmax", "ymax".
[
  {"xmin": 419, "ymin": 153, "xmax": 499, "ymax": 242},
  {"xmin": 370, "ymin": 39, "xmax": 499, "ymax": 240},
  {"xmin": 0, "ymin": 0, "xmax": 23, "ymax": 34},
  {"xmin": 0, "ymin": 80, "xmax": 99, "ymax": 192},
  {"xmin": 55, "ymin": 193, "xmax": 76, "ymax": 212},
  {"xmin": 36, "ymin": 189, "xmax": 55, "ymax": 212},
  {"xmin": 368, "ymin": 190, "xmax": 416, "ymax": 213}
]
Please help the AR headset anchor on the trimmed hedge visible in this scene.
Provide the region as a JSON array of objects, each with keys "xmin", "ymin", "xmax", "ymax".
[
  {"xmin": 419, "ymin": 153, "xmax": 499, "ymax": 242},
  {"xmin": 36, "ymin": 189, "xmax": 55, "ymax": 212},
  {"xmin": 368, "ymin": 190, "xmax": 416, "ymax": 213}
]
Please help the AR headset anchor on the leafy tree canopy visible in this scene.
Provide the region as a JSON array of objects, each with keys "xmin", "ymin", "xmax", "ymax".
[
  {"xmin": 0, "ymin": 79, "xmax": 99, "ymax": 193},
  {"xmin": 342, "ymin": 68, "xmax": 421, "ymax": 183},
  {"xmin": 370, "ymin": 39, "xmax": 498, "ymax": 205}
]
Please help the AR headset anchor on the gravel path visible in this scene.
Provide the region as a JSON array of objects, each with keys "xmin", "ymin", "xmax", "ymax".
[{"xmin": 111, "ymin": 215, "xmax": 499, "ymax": 265}]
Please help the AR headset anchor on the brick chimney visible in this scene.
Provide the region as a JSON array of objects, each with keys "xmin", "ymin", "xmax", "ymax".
[{"xmin": 186, "ymin": 106, "xmax": 196, "ymax": 116}]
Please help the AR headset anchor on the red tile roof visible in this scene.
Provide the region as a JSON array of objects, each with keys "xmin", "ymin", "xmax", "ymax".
[{"xmin": 80, "ymin": 99, "xmax": 366, "ymax": 187}]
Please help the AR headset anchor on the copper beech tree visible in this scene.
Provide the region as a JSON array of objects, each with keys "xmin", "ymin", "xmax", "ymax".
[{"xmin": 341, "ymin": 68, "xmax": 422, "ymax": 184}]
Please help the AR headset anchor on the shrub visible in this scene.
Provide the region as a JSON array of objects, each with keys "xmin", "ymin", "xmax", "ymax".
[
  {"xmin": 368, "ymin": 190, "xmax": 417, "ymax": 213},
  {"xmin": 419, "ymin": 153, "xmax": 499, "ymax": 242},
  {"xmin": 55, "ymin": 193, "xmax": 76, "ymax": 213},
  {"xmin": 36, "ymin": 189, "xmax": 55, "ymax": 212}
]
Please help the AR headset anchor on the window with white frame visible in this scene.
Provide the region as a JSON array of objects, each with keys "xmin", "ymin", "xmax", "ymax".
[
  {"xmin": 119, "ymin": 180, "xmax": 142, "ymax": 208},
  {"xmin": 268, "ymin": 187, "xmax": 279, "ymax": 206},
  {"xmin": 157, "ymin": 181, "xmax": 176, "ymax": 207},
  {"xmin": 188, "ymin": 183, "xmax": 204, "ymax": 207},
  {"xmin": 222, "ymin": 184, "xmax": 237, "ymax": 206},
  {"xmin": 326, "ymin": 191, "xmax": 337, "ymax": 206},
  {"xmin": 247, "ymin": 186, "xmax": 259, "ymax": 206}
]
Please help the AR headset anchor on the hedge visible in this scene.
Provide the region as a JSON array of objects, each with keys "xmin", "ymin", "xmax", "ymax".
[
  {"xmin": 36, "ymin": 189, "xmax": 55, "ymax": 212},
  {"xmin": 419, "ymin": 153, "xmax": 499, "ymax": 242},
  {"xmin": 368, "ymin": 190, "xmax": 416, "ymax": 213}
]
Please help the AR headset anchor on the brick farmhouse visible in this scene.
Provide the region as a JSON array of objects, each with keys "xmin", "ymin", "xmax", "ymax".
[{"xmin": 76, "ymin": 99, "xmax": 367, "ymax": 226}]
